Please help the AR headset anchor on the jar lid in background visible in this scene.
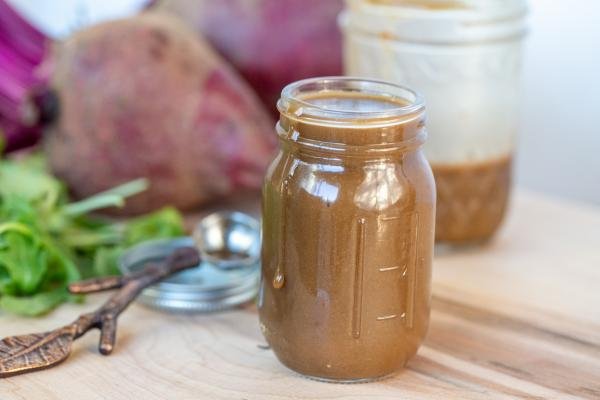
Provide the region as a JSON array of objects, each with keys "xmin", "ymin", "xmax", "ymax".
[
  {"xmin": 341, "ymin": 0, "xmax": 529, "ymax": 44},
  {"xmin": 119, "ymin": 236, "xmax": 260, "ymax": 313}
]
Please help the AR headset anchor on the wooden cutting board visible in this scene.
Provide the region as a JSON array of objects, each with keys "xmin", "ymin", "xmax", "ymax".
[{"xmin": 1, "ymin": 190, "xmax": 599, "ymax": 399}]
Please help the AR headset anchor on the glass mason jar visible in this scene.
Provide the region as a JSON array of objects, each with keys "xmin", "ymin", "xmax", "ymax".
[
  {"xmin": 259, "ymin": 77, "xmax": 436, "ymax": 382},
  {"xmin": 341, "ymin": 0, "xmax": 528, "ymax": 244}
]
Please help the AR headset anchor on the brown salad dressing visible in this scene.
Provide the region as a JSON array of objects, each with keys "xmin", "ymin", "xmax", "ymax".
[
  {"xmin": 260, "ymin": 80, "xmax": 435, "ymax": 382},
  {"xmin": 432, "ymin": 155, "xmax": 511, "ymax": 244}
]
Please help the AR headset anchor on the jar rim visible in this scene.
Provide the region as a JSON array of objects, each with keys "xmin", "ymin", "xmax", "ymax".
[
  {"xmin": 278, "ymin": 76, "xmax": 425, "ymax": 126},
  {"xmin": 345, "ymin": 0, "xmax": 528, "ymax": 19},
  {"xmin": 341, "ymin": 0, "xmax": 529, "ymax": 44}
]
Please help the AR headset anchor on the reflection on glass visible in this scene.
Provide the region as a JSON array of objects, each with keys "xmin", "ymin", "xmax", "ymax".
[
  {"xmin": 301, "ymin": 164, "xmax": 340, "ymax": 204},
  {"xmin": 354, "ymin": 163, "xmax": 403, "ymax": 211}
]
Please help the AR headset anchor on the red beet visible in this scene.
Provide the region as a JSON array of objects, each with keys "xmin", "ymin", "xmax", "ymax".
[
  {"xmin": 158, "ymin": 0, "xmax": 344, "ymax": 115},
  {"xmin": 45, "ymin": 13, "xmax": 277, "ymax": 215}
]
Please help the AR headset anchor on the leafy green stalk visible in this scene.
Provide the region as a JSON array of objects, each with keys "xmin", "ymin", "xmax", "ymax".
[
  {"xmin": 0, "ymin": 154, "xmax": 184, "ymax": 317},
  {"xmin": 62, "ymin": 179, "xmax": 148, "ymax": 217}
]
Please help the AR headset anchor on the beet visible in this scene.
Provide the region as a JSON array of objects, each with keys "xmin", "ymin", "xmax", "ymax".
[
  {"xmin": 158, "ymin": 0, "xmax": 344, "ymax": 115},
  {"xmin": 45, "ymin": 13, "xmax": 277, "ymax": 215}
]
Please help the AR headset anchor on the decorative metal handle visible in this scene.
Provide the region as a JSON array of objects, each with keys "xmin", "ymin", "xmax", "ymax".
[{"xmin": 0, "ymin": 247, "xmax": 201, "ymax": 378}]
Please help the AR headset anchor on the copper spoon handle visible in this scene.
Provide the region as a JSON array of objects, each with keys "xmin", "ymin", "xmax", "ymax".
[
  {"xmin": 0, "ymin": 246, "xmax": 201, "ymax": 378},
  {"xmin": 69, "ymin": 276, "xmax": 126, "ymax": 294},
  {"xmin": 70, "ymin": 246, "xmax": 201, "ymax": 354}
]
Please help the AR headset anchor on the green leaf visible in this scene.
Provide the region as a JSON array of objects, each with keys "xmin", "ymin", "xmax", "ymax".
[
  {"xmin": 0, "ymin": 158, "xmax": 63, "ymax": 209},
  {"xmin": 0, "ymin": 222, "xmax": 81, "ymax": 297},
  {"xmin": 42, "ymin": 241, "xmax": 81, "ymax": 286},
  {"xmin": 0, "ymin": 223, "xmax": 47, "ymax": 295},
  {"xmin": 0, "ymin": 288, "xmax": 70, "ymax": 317},
  {"xmin": 124, "ymin": 207, "xmax": 184, "ymax": 246},
  {"xmin": 0, "ymin": 153, "xmax": 187, "ymax": 316},
  {"xmin": 93, "ymin": 246, "xmax": 124, "ymax": 277},
  {"xmin": 62, "ymin": 179, "xmax": 149, "ymax": 217},
  {"xmin": 89, "ymin": 207, "xmax": 184, "ymax": 277},
  {"xmin": 0, "ymin": 265, "xmax": 15, "ymax": 294},
  {"xmin": 59, "ymin": 226, "xmax": 122, "ymax": 248},
  {"xmin": 0, "ymin": 195, "xmax": 40, "ymax": 229}
]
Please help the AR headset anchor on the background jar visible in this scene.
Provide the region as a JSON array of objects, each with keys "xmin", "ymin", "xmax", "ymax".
[
  {"xmin": 259, "ymin": 77, "xmax": 436, "ymax": 382},
  {"xmin": 340, "ymin": 0, "xmax": 528, "ymax": 244}
]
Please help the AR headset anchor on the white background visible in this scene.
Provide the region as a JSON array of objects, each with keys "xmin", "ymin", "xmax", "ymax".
[
  {"xmin": 517, "ymin": 0, "xmax": 600, "ymax": 205},
  {"xmin": 9, "ymin": 0, "xmax": 600, "ymax": 205}
]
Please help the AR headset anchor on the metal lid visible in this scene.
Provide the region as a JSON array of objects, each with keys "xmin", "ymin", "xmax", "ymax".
[
  {"xmin": 119, "ymin": 236, "xmax": 260, "ymax": 313},
  {"xmin": 341, "ymin": 0, "xmax": 528, "ymax": 44}
]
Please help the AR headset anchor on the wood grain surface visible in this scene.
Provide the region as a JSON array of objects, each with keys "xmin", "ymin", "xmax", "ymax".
[{"xmin": 1, "ymin": 191, "xmax": 599, "ymax": 399}]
